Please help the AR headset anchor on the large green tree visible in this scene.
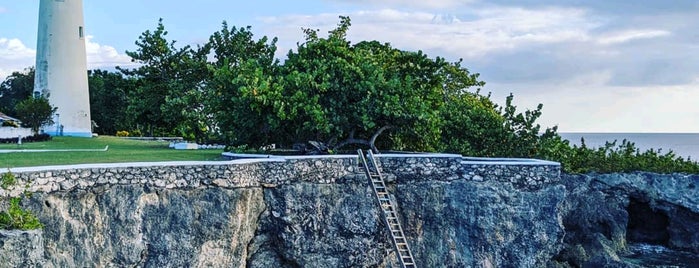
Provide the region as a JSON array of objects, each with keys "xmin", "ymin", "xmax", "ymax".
[
  {"xmin": 14, "ymin": 97, "xmax": 56, "ymax": 135},
  {"xmin": 275, "ymin": 17, "xmax": 491, "ymax": 152},
  {"xmin": 88, "ymin": 70, "xmax": 135, "ymax": 135},
  {"xmin": 0, "ymin": 68, "xmax": 34, "ymax": 117},
  {"xmin": 121, "ymin": 18, "xmax": 202, "ymax": 137},
  {"xmin": 203, "ymin": 22, "xmax": 281, "ymax": 146}
]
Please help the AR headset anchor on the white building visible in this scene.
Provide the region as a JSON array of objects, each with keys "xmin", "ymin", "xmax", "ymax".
[
  {"xmin": 0, "ymin": 112, "xmax": 32, "ymax": 139},
  {"xmin": 34, "ymin": 0, "xmax": 92, "ymax": 137}
]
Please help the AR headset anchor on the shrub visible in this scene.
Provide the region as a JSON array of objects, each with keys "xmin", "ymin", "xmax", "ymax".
[
  {"xmin": 116, "ymin": 130, "xmax": 129, "ymax": 137},
  {"xmin": 0, "ymin": 172, "xmax": 43, "ymax": 230},
  {"xmin": 1, "ymin": 121, "xmax": 19, "ymax": 128},
  {"xmin": 0, "ymin": 133, "xmax": 51, "ymax": 144},
  {"xmin": 0, "ymin": 197, "xmax": 43, "ymax": 230},
  {"xmin": 1, "ymin": 172, "xmax": 16, "ymax": 190},
  {"xmin": 537, "ymin": 137, "xmax": 699, "ymax": 174},
  {"xmin": 130, "ymin": 129, "xmax": 142, "ymax": 137}
]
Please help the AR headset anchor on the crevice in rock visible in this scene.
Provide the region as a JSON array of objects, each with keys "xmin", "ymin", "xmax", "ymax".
[{"xmin": 626, "ymin": 197, "xmax": 669, "ymax": 246}]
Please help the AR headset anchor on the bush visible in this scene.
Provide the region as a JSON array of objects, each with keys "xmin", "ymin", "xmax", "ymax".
[
  {"xmin": 1, "ymin": 121, "xmax": 19, "ymax": 128},
  {"xmin": 0, "ymin": 197, "xmax": 43, "ymax": 230},
  {"xmin": 1, "ymin": 172, "xmax": 16, "ymax": 190},
  {"xmin": 0, "ymin": 133, "xmax": 51, "ymax": 144},
  {"xmin": 130, "ymin": 129, "xmax": 142, "ymax": 137},
  {"xmin": 116, "ymin": 130, "xmax": 129, "ymax": 137},
  {"xmin": 0, "ymin": 172, "xmax": 42, "ymax": 230},
  {"xmin": 536, "ymin": 137, "xmax": 699, "ymax": 174}
]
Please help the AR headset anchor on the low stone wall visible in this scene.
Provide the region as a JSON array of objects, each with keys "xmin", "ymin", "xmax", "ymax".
[
  {"xmin": 2, "ymin": 154, "xmax": 560, "ymax": 197},
  {"xmin": 378, "ymin": 154, "xmax": 560, "ymax": 190},
  {"xmin": 0, "ymin": 127, "xmax": 32, "ymax": 139}
]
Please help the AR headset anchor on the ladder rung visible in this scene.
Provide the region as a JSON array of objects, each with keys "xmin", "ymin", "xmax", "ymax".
[{"xmin": 358, "ymin": 149, "xmax": 415, "ymax": 268}]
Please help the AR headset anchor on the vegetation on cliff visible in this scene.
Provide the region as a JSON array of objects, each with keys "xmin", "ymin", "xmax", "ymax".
[
  {"xmin": 1, "ymin": 16, "xmax": 697, "ymax": 173},
  {"xmin": 0, "ymin": 172, "xmax": 42, "ymax": 230}
]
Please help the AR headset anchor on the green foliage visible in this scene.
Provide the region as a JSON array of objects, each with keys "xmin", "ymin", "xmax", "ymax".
[
  {"xmin": 1, "ymin": 171, "xmax": 16, "ymax": 190},
  {"xmin": 120, "ymin": 18, "xmax": 210, "ymax": 140},
  {"xmin": 274, "ymin": 17, "xmax": 490, "ymax": 152},
  {"xmin": 116, "ymin": 130, "xmax": 129, "ymax": 137},
  {"xmin": 89, "ymin": 70, "xmax": 136, "ymax": 135},
  {"xmin": 203, "ymin": 21, "xmax": 281, "ymax": 146},
  {"xmin": 14, "ymin": 97, "xmax": 57, "ymax": 135},
  {"xmin": 0, "ymin": 172, "xmax": 42, "ymax": 230},
  {"xmin": 0, "ymin": 197, "xmax": 43, "ymax": 230},
  {"xmin": 2, "ymin": 120, "xmax": 20, "ymax": 128},
  {"xmin": 5, "ymin": 16, "xmax": 687, "ymax": 174},
  {"xmin": 0, "ymin": 68, "xmax": 34, "ymax": 117},
  {"xmin": 537, "ymin": 137, "xmax": 699, "ymax": 174}
]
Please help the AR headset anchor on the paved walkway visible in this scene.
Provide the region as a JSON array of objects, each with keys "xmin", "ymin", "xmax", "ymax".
[{"xmin": 0, "ymin": 146, "xmax": 109, "ymax": 154}]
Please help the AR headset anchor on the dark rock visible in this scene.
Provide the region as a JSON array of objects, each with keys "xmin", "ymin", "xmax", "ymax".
[
  {"xmin": 0, "ymin": 230, "xmax": 45, "ymax": 267},
  {"xmin": 21, "ymin": 186, "xmax": 265, "ymax": 267},
  {"xmin": 556, "ymin": 173, "xmax": 699, "ymax": 267}
]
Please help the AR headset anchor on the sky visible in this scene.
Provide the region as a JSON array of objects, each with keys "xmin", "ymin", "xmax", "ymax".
[{"xmin": 1, "ymin": 0, "xmax": 698, "ymax": 133}]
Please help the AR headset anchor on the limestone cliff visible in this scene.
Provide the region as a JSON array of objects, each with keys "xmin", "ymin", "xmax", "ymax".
[
  {"xmin": 553, "ymin": 173, "xmax": 699, "ymax": 267},
  {"xmin": 0, "ymin": 155, "xmax": 564, "ymax": 267},
  {"xmin": 1, "ymin": 156, "xmax": 697, "ymax": 267}
]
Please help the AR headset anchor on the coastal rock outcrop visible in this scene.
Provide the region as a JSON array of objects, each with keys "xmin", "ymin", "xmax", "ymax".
[
  {"xmin": 21, "ymin": 186, "xmax": 265, "ymax": 267},
  {"xmin": 0, "ymin": 156, "xmax": 566, "ymax": 267},
  {"xmin": 554, "ymin": 173, "xmax": 699, "ymax": 267}
]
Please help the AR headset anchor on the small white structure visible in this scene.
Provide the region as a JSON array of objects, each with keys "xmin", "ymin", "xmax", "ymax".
[
  {"xmin": 34, "ymin": 0, "xmax": 92, "ymax": 137},
  {"xmin": 0, "ymin": 128, "xmax": 32, "ymax": 139},
  {"xmin": 0, "ymin": 112, "xmax": 31, "ymax": 139},
  {"xmin": 174, "ymin": 143, "xmax": 199, "ymax": 150}
]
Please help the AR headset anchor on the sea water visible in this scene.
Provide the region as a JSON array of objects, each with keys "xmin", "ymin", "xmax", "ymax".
[
  {"xmin": 622, "ymin": 243, "xmax": 699, "ymax": 267},
  {"xmin": 559, "ymin": 133, "xmax": 699, "ymax": 160}
]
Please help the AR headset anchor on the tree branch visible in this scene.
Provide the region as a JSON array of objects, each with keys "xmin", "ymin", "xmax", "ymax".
[
  {"xmin": 333, "ymin": 138, "xmax": 370, "ymax": 151},
  {"xmin": 370, "ymin": 125, "xmax": 393, "ymax": 154}
]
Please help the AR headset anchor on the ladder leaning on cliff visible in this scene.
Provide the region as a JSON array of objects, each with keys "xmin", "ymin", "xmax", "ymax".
[{"xmin": 357, "ymin": 149, "xmax": 417, "ymax": 268}]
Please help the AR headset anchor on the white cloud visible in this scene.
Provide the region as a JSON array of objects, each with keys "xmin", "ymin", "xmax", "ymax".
[
  {"xmin": 0, "ymin": 36, "xmax": 134, "ymax": 81},
  {"xmin": 84, "ymin": 36, "xmax": 135, "ymax": 69},
  {"xmin": 597, "ymin": 29, "xmax": 671, "ymax": 45},
  {"xmin": 253, "ymin": 4, "xmax": 699, "ymax": 132},
  {"xmin": 488, "ymin": 73, "xmax": 699, "ymax": 133},
  {"xmin": 0, "ymin": 38, "xmax": 35, "ymax": 82},
  {"xmin": 259, "ymin": 7, "xmax": 596, "ymax": 59},
  {"xmin": 326, "ymin": 0, "xmax": 472, "ymax": 9}
]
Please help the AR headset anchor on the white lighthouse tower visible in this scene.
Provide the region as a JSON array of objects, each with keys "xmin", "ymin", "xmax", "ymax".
[{"xmin": 34, "ymin": 0, "xmax": 92, "ymax": 137}]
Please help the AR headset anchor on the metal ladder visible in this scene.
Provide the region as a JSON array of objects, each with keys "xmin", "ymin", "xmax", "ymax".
[{"xmin": 358, "ymin": 149, "xmax": 417, "ymax": 268}]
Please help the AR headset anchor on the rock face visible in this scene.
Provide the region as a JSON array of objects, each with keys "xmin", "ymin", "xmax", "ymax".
[
  {"xmin": 21, "ymin": 186, "xmax": 265, "ymax": 267},
  {"xmin": 554, "ymin": 173, "xmax": 699, "ymax": 267},
  {"xmin": 0, "ymin": 230, "xmax": 45, "ymax": 267},
  {"xmin": 2, "ymin": 156, "xmax": 698, "ymax": 268},
  {"xmin": 0, "ymin": 155, "xmax": 566, "ymax": 267}
]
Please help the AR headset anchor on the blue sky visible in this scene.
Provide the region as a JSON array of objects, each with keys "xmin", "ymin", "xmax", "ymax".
[{"xmin": 1, "ymin": 0, "xmax": 698, "ymax": 132}]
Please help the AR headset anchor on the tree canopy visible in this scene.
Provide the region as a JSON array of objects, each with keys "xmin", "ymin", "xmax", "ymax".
[
  {"xmin": 14, "ymin": 97, "xmax": 56, "ymax": 135},
  {"xmin": 2, "ymin": 16, "xmax": 696, "ymax": 173},
  {"xmin": 0, "ymin": 68, "xmax": 34, "ymax": 117}
]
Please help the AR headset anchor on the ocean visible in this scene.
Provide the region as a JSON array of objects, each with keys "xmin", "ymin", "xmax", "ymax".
[{"xmin": 558, "ymin": 133, "xmax": 699, "ymax": 160}]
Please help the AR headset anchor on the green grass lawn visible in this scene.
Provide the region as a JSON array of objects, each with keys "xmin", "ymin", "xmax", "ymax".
[{"xmin": 0, "ymin": 136, "xmax": 225, "ymax": 168}]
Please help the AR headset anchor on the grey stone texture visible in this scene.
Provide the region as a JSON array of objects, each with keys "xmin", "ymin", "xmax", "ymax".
[
  {"xmin": 553, "ymin": 172, "xmax": 699, "ymax": 267},
  {"xmin": 3, "ymin": 155, "xmax": 696, "ymax": 267}
]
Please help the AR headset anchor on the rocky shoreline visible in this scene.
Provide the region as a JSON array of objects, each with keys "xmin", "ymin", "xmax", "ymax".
[
  {"xmin": 0, "ymin": 156, "xmax": 697, "ymax": 267},
  {"xmin": 553, "ymin": 172, "xmax": 699, "ymax": 267}
]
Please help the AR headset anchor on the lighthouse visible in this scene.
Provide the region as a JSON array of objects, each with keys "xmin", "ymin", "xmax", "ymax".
[{"xmin": 34, "ymin": 0, "xmax": 92, "ymax": 137}]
